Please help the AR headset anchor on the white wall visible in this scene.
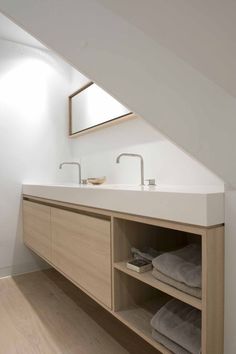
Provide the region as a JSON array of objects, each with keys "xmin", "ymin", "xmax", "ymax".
[
  {"xmin": 0, "ymin": 39, "xmax": 73, "ymax": 277},
  {"xmin": 70, "ymin": 70, "xmax": 223, "ymax": 188},
  {"xmin": 71, "ymin": 117, "xmax": 224, "ymax": 188},
  {"xmin": 1, "ymin": 0, "xmax": 236, "ymax": 188},
  {"xmin": 224, "ymin": 190, "xmax": 236, "ymax": 354}
]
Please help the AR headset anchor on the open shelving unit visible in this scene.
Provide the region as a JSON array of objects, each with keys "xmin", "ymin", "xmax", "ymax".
[
  {"xmin": 113, "ymin": 269, "xmax": 173, "ymax": 354},
  {"xmin": 114, "ymin": 261, "xmax": 202, "ymax": 310},
  {"xmin": 111, "ymin": 215, "xmax": 224, "ymax": 354}
]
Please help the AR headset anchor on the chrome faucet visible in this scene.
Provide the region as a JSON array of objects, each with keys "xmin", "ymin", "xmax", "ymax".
[
  {"xmin": 116, "ymin": 153, "xmax": 145, "ymax": 186},
  {"xmin": 59, "ymin": 162, "xmax": 81, "ymax": 184}
]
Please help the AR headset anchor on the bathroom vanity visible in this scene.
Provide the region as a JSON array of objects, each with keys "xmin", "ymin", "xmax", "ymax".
[{"xmin": 22, "ymin": 184, "xmax": 224, "ymax": 354}]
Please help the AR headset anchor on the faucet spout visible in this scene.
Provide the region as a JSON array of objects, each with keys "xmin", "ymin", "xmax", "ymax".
[
  {"xmin": 116, "ymin": 153, "xmax": 144, "ymax": 186},
  {"xmin": 59, "ymin": 162, "xmax": 81, "ymax": 184}
]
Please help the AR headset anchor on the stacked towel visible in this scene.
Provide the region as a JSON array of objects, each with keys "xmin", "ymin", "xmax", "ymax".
[
  {"xmin": 131, "ymin": 246, "xmax": 161, "ymax": 262},
  {"xmin": 152, "ymin": 330, "xmax": 190, "ymax": 354},
  {"xmin": 152, "ymin": 244, "xmax": 202, "ymax": 298},
  {"xmin": 151, "ymin": 299, "xmax": 201, "ymax": 354},
  {"xmin": 152, "ymin": 268, "xmax": 201, "ymax": 299}
]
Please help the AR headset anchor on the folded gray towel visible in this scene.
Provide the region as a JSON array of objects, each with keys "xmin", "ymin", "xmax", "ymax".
[
  {"xmin": 152, "ymin": 268, "xmax": 202, "ymax": 299},
  {"xmin": 152, "ymin": 329, "xmax": 190, "ymax": 354},
  {"xmin": 131, "ymin": 246, "xmax": 161, "ymax": 262},
  {"xmin": 152, "ymin": 244, "xmax": 201, "ymax": 288},
  {"xmin": 151, "ymin": 299, "xmax": 201, "ymax": 354}
]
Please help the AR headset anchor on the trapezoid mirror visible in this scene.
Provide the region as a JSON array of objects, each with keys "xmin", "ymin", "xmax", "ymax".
[{"xmin": 69, "ymin": 82, "xmax": 134, "ymax": 136}]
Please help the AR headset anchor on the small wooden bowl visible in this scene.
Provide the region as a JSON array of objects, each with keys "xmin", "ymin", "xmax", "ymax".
[{"xmin": 87, "ymin": 177, "xmax": 106, "ymax": 185}]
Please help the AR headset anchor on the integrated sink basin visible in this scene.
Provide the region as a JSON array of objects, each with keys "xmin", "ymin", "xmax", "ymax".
[{"xmin": 22, "ymin": 183, "xmax": 224, "ymax": 227}]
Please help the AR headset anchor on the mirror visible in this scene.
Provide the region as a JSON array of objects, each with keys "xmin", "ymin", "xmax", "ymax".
[{"xmin": 69, "ymin": 82, "xmax": 133, "ymax": 136}]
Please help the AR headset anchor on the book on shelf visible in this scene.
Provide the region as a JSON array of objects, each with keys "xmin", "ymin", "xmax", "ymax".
[{"xmin": 126, "ymin": 259, "xmax": 152, "ymax": 273}]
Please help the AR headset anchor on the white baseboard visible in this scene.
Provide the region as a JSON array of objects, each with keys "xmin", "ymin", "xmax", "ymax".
[{"xmin": 0, "ymin": 259, "xmax": 51, "ymax": 279}]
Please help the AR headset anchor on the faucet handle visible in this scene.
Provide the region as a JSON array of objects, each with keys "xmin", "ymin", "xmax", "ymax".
[{"xmin": 145, "ymin": 179, "xmax": 156, "ymax": 186}]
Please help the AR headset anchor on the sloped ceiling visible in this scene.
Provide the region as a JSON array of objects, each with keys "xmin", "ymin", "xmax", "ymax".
[
  {"xmin": 0, "ymin": 11, "xmax": 45, "ymax": 48},
  {"xmin": 0, "ymin": 0, "xmax": 235, "ymax": 187},
  {"xmin": 98, "ymin": 0, "xmax": 236, "ymax": 98}
]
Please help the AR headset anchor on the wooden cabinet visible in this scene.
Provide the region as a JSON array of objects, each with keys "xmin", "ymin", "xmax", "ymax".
[
  {"xmin": 23, "ymin": 200, "xmax": 51, "ymax": 261},
  {"xmin": 51, "ymin": 207, "xmax": 112, "ymax": 308},
  {"xmin": 23, "ymin": 197, "xmax": 224, "ymax": 354}
]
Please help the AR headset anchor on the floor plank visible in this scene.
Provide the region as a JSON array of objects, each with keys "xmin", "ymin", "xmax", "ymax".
[{"xmin": 0, "ymin": 269, "xmax": 158, "ymax": 354}]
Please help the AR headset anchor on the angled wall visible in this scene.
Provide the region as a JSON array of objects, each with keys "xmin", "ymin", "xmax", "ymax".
[{"xmin": 0, "ymin": 0, "xmax": 235, "ymax": 187}]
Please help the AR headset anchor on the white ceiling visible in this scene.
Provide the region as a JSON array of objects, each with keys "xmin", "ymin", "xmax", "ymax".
[
  {"xmin": 0, "ymin": 12, "xmax": 45, "ymax": 49},
  {"xmin": 98, "ymin": 0, "xmax": 236, "ymax": 98},
  {"xmin": 1, "ymin": 2, "xmax": 235, "ymax": 96}
]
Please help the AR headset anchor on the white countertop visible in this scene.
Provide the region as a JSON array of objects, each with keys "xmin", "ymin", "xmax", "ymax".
[{"xmin": 22, "ymin": 183, "xmax": 225, "ymax": 227}]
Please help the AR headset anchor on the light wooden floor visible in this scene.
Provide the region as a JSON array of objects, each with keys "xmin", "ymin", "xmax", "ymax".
[{"xmin": 0, "ymin": 269, "xmax": 158, "ymax": 354}]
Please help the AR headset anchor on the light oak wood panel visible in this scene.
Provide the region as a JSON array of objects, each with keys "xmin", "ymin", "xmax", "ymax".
[
  {"xmin": 23, "ymin": 241, "xmax": 113, "ymax": 313},
  {"xmin": 114, "ymin": 262, "xmax": 202, "ymax": 310},
  {"xmin": 201, "ymin": 226, "xmax": 224, "ymax": 354},
  {"xmin": 111, "ymin": 217, "xmax": 116, "ymax": 310},
  {"xmin": 23, "ymin": 200, "xmax": 51, "ymax": 261},
  {"xmin": 112, "ymin": 217, "xmax": 196, "ymax": 263},
  {"xmin": 115, "ymin": 308, "xmax": 171, "ymax": 354},
  {"xmin": 51, "ymin": 207, "xmax": 112, "ymax": 309},
  {"xmin": 113, "ymin": 270, "xmax": 171, "ymax": 354},
  {"xmin": 0, "ymin": 269, "xmax": 141, "ymax": 354},
  {"xmin": 113, "ymin": 268, "xmax": 158, "ymax": 312}
]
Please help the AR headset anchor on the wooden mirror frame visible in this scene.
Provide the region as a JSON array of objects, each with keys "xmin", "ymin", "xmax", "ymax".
[{"xmin": 68, "ymin": 82, "xmax": 136, "ymax": 137}]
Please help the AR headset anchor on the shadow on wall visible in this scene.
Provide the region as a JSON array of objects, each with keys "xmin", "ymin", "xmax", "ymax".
[
  {"xmin": 0, "ymin": 38, "xmax": 72, "ymax": 278},
  {"xmin": 70, "ymin": 117, "xmax": 164, "ymax": 156}
]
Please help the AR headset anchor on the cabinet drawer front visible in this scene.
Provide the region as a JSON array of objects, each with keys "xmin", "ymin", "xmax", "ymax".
[
  {"xmin": 23, "ymin": 200, "xmax": 51, "ymax": 261},
  {"xmin": 51, "ymin": 208, "xmax": 112, "ymax": 308}
]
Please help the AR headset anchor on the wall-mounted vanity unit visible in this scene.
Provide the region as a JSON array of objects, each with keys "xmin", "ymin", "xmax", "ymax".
[{"xmin": 22, "ymin": 184, "xmax": 224, "ymax": 354}]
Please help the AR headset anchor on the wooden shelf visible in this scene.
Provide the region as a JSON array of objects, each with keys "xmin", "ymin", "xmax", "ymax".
[
  {"xmin": 114, "ymin": 261, "xmax": 202, "ymax": 310},
  {"xmin": 114, "ymin": 301, "xmax": 172, "ymax": 354}
]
